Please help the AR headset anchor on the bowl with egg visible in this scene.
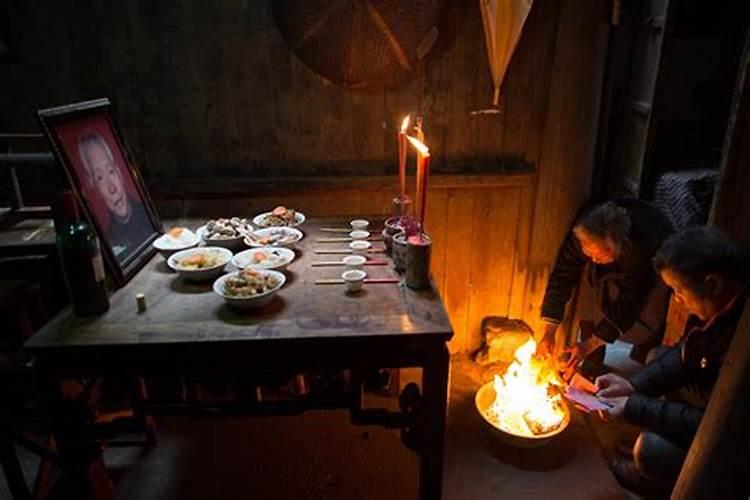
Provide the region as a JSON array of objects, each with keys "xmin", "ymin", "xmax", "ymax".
[{"xmin": 167, "ymin": 247, "xmax": 232, "ymax": 281}]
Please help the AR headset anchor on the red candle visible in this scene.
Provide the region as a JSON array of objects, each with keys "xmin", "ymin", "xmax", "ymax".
[
  {"xmin": 398, "ymin": 116, "xmax": 410, "ymax": 200},
  {"xmin": 406, "ymin": 136, "xmax": 431, "ymax": 235}
]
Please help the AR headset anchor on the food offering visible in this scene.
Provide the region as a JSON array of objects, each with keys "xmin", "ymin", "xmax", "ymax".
[
  {"xmin": 213, "ymin": 268, "xmax": 286, "ymax": 309},
  {"xmin": 153, "ymin": 227, "xmax": 200, "ymax": 258},
  {"xmin": 167, "ymin": 247, "xmax": 232, "ymax": 281},
  {"xmin": 253, "ymin": 206, "xmax": 305, "ymax": 228},
  {"xmin": 246, "ymin": 227, "xmax": 304, "ymax": 248},
  {"xmin": 232, "ymin": 247, "xmax": 295, "ymax": 271},
  {"xmin": 196, "ymin": 218, "xmax": 253, "ymax": 249}
]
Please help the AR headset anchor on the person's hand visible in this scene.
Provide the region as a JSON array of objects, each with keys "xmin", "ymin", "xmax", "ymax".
[
  {"xmin": 595, "ymin": 373, "xmax": 635, "ymax": 398},
  {"xmin": 535, "ymin": 321, "xmax": 559, "ymax": 359},
  {"xmin": 598, "ymin": 396, "xmax": 628, "ymax": 420},
  {"xmin": 560, "ymin": 335, "xmax": 605, "ymax": 372}
]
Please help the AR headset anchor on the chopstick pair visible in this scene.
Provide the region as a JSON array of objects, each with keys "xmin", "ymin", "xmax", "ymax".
[
  {"xmin": 314, "ymin": 249, "xmax": 385, "ymax": 255},
  {"xmin": 311, "ymin": 260, "xmax": 388, "ymax": 267},
  {"xmin": 316, "ymin": 237, "xmax": 383, "ymax": 243},
  {"xmin": 314, "ymin": 278, "xmax": 400, "ymax": 285}
]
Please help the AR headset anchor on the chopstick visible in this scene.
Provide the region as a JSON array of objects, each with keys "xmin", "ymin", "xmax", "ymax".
[
  {"xmin": 320, "ymin": 228, "xmax": 351, "ymax": 233},
  {"xmin": 316, "ymin": 237, "xmax": 383, "ymax": 243},
  {"xmin": 311, "ymin": 260, "xmax": 389, "ymax": 267},
  {"xmin": 314, "ymin": 249, "xmax": 385, "ymax": 254},
  {"xmin": 314, "ymin": 278, "xmax": 400, "ymax": 285}
]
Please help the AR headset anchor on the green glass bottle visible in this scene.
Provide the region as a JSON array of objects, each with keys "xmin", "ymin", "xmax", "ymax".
[{"xmin": 55, "ymin": 191, "xmax": 110, "ymax": 316}]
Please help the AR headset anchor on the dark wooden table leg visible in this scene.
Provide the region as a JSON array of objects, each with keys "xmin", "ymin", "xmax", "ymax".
[
  {"xmin": 51, "ymin": 386, "xmax": 115, "ymax": 500},
  {"xmin": 0, "ymin": 429, "xmax": 31, "ymax": 500},
  {"xmin": 418, "ymin": 344, "xmax": 450, "ymax": 500}
]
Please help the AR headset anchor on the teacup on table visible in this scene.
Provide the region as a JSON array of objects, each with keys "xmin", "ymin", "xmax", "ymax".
[{"xmin": 342, "ymin": 269, "xmax": 366, "ymax": 292}]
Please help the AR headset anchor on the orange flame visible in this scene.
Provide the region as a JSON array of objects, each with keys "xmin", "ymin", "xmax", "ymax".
[
  {"xmin": 400, "ymin": 115, "xmax": 410, "ymax": 133},
  {"xmin": 406, "ymin": 135, "xmax": 430, "ymax": 156},
  {"xmin": 487, "ymin": 338, "xmax": 565, "ymax": 436}
]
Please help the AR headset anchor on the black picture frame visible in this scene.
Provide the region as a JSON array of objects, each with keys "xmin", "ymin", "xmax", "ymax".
[{"xmin": 38, "ymin": 98, "xmax": 161, "ymax": 286}]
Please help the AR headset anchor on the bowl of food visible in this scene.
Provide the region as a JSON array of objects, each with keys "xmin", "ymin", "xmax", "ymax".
[
  {"xmin": 245, "ymin": 227, "xmax": 304, "ymax": 248},
  {"xmin": 253, "ymin": 206, "xmax": 305, "ymax": 228},
  {"xmin": 232, "ymin": 247, "xmax": 295, "ymax": 271},
  {"xmin": 167, "ymin": 247, "xmax": 233, "ymax": 281},
  {"xmin": 213, "ymin": 268, "xmax": 286, "ymax": 309},
  {"xmin": 153, "ymin": 227, "xmax": 200, "ymax": 258},
  {"xmin": 196, "ymin": 218, "xmax": 253, "ymax": 250}
]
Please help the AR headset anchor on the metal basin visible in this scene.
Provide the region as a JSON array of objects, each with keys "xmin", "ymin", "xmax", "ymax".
[{"xmin": 475, "ymin": 381, "xmax": 571, "ymax": 449}]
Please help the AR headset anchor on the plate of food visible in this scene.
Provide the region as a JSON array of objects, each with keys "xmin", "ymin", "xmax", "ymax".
[
  {"xmin": 245, "ymin": 227, "xmax": 304, "ymax": 248},
  {"xmin": 153, "ymin": 227, "xmax": 200, "ymax": 258},
  {"xmin": 167, "ymin": 247, "xmax": 233, "ymax": 281},
  {"xmin": 196, "ymin": 217, "xmax": 253, "ymax": 249},
  {"xmin": 213, "ymin": 268, "xmax": 286, "ymax": 309},
  {"xmin": 232, "ymin": 247, "xmax": 295, "ymax": 271},
  {"xmin": 253, "ymin": 206, "xmax": 305, "ymax": 228}
]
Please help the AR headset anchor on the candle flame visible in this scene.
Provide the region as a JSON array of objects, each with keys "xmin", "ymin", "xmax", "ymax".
[
  {"xmin": 407, "ymin": 135, "xmax": 430, "ymax": 156},
  {"xmin": 400, "ymin": 115, "xmax": 410, "ymax": 133}
]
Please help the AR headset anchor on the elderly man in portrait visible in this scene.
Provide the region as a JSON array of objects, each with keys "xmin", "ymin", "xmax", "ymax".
[{"xmin": 78, "ymin": 131, "xmax": 153, "ymax": 263}]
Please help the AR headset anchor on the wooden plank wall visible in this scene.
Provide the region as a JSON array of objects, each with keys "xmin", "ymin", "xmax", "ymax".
[
  {"xmin": 0, "ymin": 0, "xmax": 559, "ymax": 181},
  {"xmin": 155, "ymin": 174, "xmax": 535, "ymax": 354}
]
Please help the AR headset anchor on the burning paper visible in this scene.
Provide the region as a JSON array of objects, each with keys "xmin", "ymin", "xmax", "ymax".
[{"xmin": 481, "ymin": 338, "xmax": 566, "ymax": 437}]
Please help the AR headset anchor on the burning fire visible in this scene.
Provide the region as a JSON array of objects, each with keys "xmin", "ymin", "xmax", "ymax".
[{"xmin": 483, "ymin": 338, "xmax": 566, "ymax": 437}]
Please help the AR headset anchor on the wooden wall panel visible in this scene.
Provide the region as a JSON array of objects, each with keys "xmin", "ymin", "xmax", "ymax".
[{"xmin": 465, "ymin": 188, "xmax": 522, "ymax": 352}]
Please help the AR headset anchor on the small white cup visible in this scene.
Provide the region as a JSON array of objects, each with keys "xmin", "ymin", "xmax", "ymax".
[
  {"xmin": 349, "ymin": 230, "xmax": 370, "ymax": 240},
  {"xmin": 342, "ymin": 269, "xmax": 366, "ymax": 292},
  {"xmin": 349, "ymin": 240, "xmax": 371, "ymax": 256},
  {"xmin": 350, "ymin": 219, "xmax": 369, "ymax": 231},
  {"xmin": 343, "ymin": 254, "xmax": 366, "ymax": 271}
]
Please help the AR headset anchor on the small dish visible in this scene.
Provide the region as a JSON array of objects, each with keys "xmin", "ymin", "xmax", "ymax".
[
  {"xmin": 153, "ymin": 228, "xmax": 200, "ymax": 258},
  {"xmin": 167, "ymin": 247, "xmax": 232, "ymax": 281},
  {"xmin": 349, "ymin": 240, "xmax": 371, "ymax": 256},
  {"xmin": 196, "ymin": 225, "xmax": 247, "ymax": 250},
  {"xmin": 343, "ymin": 254, "xmax": 366, "ymax": 270},
  {"xmin": 342, "ymin": 269, "xmax": 366, "ymax": 292},
  {"xmin": 232, "ymin": 247, "xmax": 295, "ymax": 271},
  {"xmin": 253, "ymin": 209, "xmax": 306, "ymax": 228},
  {"xmin": 350, "ymin": 219, "xmax": 369, "ymax": 231},
  {"xmin": 246, "ymin": 227, "xmax": 304, "ymax": 248},
  {"xmin": 213, "ymin": 269, "xmax": 286, "ymax": 309},
  {"xmin": 349, "ymin": 230, "xmax": 370, "ymax": 240}
]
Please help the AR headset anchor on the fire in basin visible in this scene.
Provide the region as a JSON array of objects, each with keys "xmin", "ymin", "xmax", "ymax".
[{"xmin": 475, "ymin": 337, "xmax": 570, "ymax": 448}]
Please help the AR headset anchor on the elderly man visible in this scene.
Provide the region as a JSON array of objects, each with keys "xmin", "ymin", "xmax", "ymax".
[
  {"xmin": 536, "ymin": 199, "xmax": 673, "ymax": 374},
  {"xmin": 597, "ymin": 226, "xmax": 749, "ymax": 494}
]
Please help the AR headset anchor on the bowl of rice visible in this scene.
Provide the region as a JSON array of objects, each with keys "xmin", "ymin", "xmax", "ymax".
[
  {"xmin": 213, "ymin": 268, "xmax": 286, "ymax": 309},
  {"xmin": 153, "ymin": 227, "xmax": 200, "ymax": 258},
  {"xmin": 167, "ymin": 247, "xmax": 232, "ymax": 281}
]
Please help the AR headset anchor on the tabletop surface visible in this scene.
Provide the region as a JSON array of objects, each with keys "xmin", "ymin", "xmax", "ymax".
[{"xmin": 25, "ymin": 217, "xmax": 452, "ymax": 352}]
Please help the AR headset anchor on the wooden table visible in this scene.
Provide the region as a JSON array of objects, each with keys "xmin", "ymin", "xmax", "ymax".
[{"xmin": 24, "ymin": 217, "xmax": 453, "ymax": 500}]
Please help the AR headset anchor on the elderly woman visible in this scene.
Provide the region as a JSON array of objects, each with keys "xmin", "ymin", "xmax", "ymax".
[
  {"xmin": 536, "ymin": 200, "xmax": 673, "ymax": 373},
  {"xmin": 597, "ymin": 226, "xmax": 749, "ymax": 493}
]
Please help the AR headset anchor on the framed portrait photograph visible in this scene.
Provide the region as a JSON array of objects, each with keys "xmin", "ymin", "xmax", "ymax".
[{"xmin": 38, "ymin": 98, "xmax": 161, "ymax": 286}]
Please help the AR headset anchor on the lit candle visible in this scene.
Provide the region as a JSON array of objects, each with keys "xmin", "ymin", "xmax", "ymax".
[
  {"xmin": 407, "ymin": 135, "xmax": 431, "ymax": 237},
  {"xmin": 398, "ymin": 116, "xmax": 410, "ymax": 201}
]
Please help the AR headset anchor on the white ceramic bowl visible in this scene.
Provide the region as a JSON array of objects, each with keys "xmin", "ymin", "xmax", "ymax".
[
  {"xmin": 213, "ymin": 269, "xmax": 286, "ymax": 309},
  {"xmin": 349, "ymin": 240, "xmax": 371, "ymax": 256},
  {"xmin": 343, "ymin": 254, "xmax": 366, "ymax": 271},
  {"xmin": 196, "ymin": 225, "xmax": 247, "ymax": 251},
  {"xmin": 167, "ymin": 247, "xmax": 233, "ymax": 281},
  {"xmin": 152, "ymin": 229, "xmax": 200, "ymax": 258},
  {"xmin": 252, "ymin": 211, "xmax": 306, "ymax": 228},
  {"xmin": 342, "ymin": 269, "xmax": 366, "ymax": 292},
  {"xmin": 350, "ymin": 219, "xmax": 369, "ymax": 230},
  {"xmin": 349, "ymin": 230, "xmax": 370, "ymax": 240},
  {"xmin": 232, "ymin": 247, "xmax": 295, "ymax": 271},
  {"xmin": 246, "ymin": 227, "xmax": 304, "ymax": 248}
]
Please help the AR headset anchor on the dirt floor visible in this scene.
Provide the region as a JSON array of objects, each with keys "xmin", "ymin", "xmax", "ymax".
[{"xmin": 1, "ymin": 347, "xmax": 642, "ymax": 500}]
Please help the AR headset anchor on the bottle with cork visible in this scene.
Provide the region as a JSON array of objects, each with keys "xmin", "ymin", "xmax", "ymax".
[{"xmin": 54, "ymin": 190, "xmax": 110, "ymax": 316}]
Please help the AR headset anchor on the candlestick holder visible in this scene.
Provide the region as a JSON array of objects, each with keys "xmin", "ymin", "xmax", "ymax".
[
  {"xmin": 405, "ymin": 233, "xmax": 432, "ymax": 289},
  {"xmin": 392, "ymin": 231, "xmax": 408, "ymax": 272}
]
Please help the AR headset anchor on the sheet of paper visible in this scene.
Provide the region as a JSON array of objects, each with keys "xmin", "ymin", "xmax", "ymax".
[{"xmin": 564, "ymin": 387, "xmax": 612, "ymax": 413}]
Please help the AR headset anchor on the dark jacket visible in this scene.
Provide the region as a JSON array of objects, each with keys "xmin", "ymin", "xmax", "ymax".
[
  {"xmin": 624, "ymin": 290, "xmax": 748, "ymax": 446},
  {"xmin": 540, "ymin": 199, "xmax": 673, "ymax": 342}
]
